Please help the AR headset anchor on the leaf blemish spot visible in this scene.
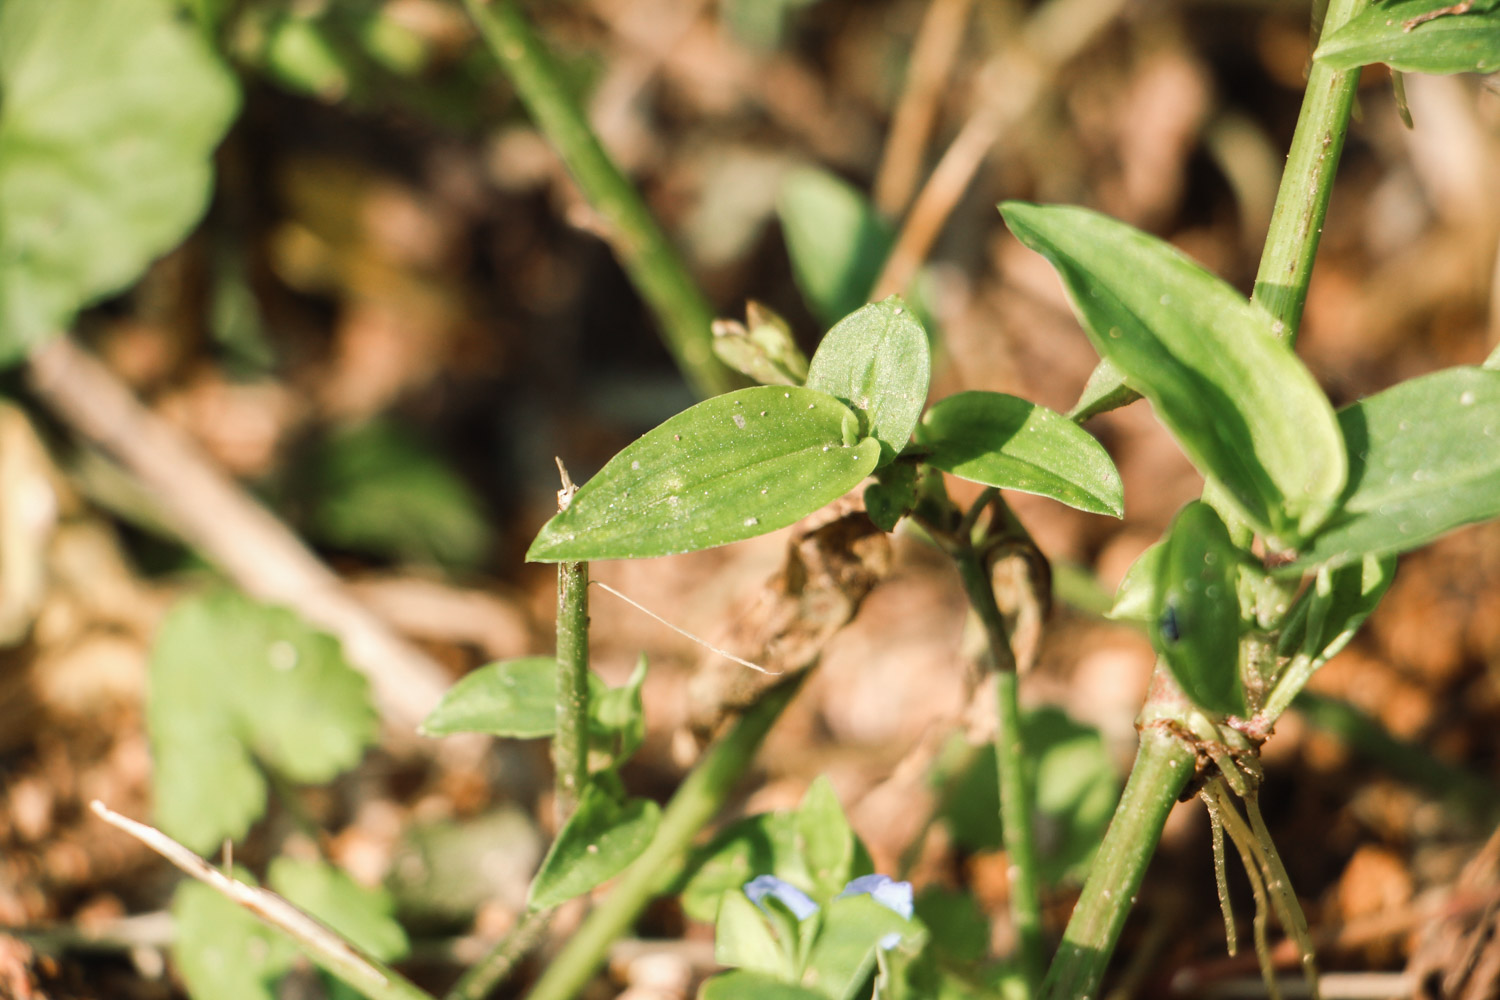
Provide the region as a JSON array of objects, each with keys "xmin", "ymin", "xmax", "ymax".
[{"xmin": 733, "ymin": 414, "xmax": 747, "ymax": 429}]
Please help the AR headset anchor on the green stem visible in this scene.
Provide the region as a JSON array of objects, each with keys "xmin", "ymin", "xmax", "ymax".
[
  {"xmin": 524, "ymin": 675, "xmax": 806, "ymax": 1000},
  {"xmin": 1042, "ymin": 5, "xmax": 1366, "ymax": 991},
  {"xmin": 554, "ymin": 559, "xmax": 590, "ymax": 824},
  {"xmin": 951, "ymin": 543, "xmax": 1042, "ymax": 993},
  {"xmin": 446, "ymin": 908, "xmax": 552, "ymax": 1000},
  {"xmin": 461, "ymin": 0, "xmax": 730, "ymax": 397},
  {"xmin": 1250, "ymin": 0, "xmax": 1366, "ymax": 338},
  {"xmin": 1038, "ymin": 728, "xmax": 1194, "ymax": 1000}
]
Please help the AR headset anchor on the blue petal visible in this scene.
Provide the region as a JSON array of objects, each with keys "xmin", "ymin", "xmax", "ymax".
[
  {"xmin": 877, "ymin": 931, "xmax": 902, "ymax": 951},
  {"xmin": 838, "ymin": 874, "xmax": 915, "ymax": 919},
  {"xmin": 744, "ymin": 874, "xmax": 819, "ymax": 921}
]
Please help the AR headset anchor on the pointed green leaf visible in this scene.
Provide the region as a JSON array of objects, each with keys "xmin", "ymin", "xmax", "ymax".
[
  {"xmin": 714, "ymin": 890, "xmax": 795, "ymax": 980},
  {"xmin": 528, "ymin": 386, "xmax": 881, "ymax": 561},
  {"xmin": 1315, "ymin": 0, "xmax": 1500, "ymax": 74},
  {"xmin": 1068, "ymin": 358, "xmax": 1141, "ymax": 422},
  {"xmin": 778, "ymin": 167, "xmax": 894, "ymax": 325},
  {"xmin": 590, "ymin": 653, "xmax": 649, "ymax": 769},
  {"xmin": 1153, "ymin": 502, "xmax": 1247, "ymax": 717},
  {"xmin": 807, "ymin": 298, "xmax": 931, "ymax": 466},
  {"xmin": 172, "ymin": 874, "xmax": 298, "ymax": 1000},
  {"xmin": 527, "ymin": 783, "xmax": 661, "ymax": 909},
  {"xmin": 1000, "ymin": 202, "xmax": 1345, "ymax": 546},
  {"xmin": 149, "ymin": 592, "xmax": 377, "ymax": 852},
  {"xmin": 915, "ymin": 391, "xmax": 1124, "ymax": 516},
  {"xmin": 677, "ymin": 813, "xmax": 805, "ymax": 922},
  {"xmin": 0, "ymin": 0, "xmax": 238, "ymax": 361},
  {"xmin": 420, "ymin": 657, "xmax": 561, "ymax": 738},
  {"xmin": 1107, "ymin": 541, "xmax": 1164, "ymax": 621},
  {"xmin": 1288, "ymin": 367, "xmax": 1500, "ymax": 572},
  {"xmin": 796, "ymin": 777, "xmax": 863, "ymax": 902},
  {"xmin": 713, "ymin": 301, "xmax": 809, "ymax": 387},
  {"xmin": 268, "ymin": 858, "xmax": 409, "ymax": 962}
]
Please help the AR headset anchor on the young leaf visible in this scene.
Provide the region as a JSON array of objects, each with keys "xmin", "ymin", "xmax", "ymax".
[
  {"xmin": 528, "ymin": 386, "xmax": 881, "ymax": 561},
  {"xmin": 778, "ymin": 167, "xmax": 895, "ymax": 326},
  {"xmin": 1068, "ymin": 358, "xmax": 1142, "ymax": 422},
  {"xmin": 1107, "ymin": 541, "xmax": 1164, "ymax": 622},
  {"xmin": 1153, "ymin": 502, "xmax": 1248, "ymax": 717},
  {"xmin": 806, "ymin": 298, "xmax": 931, "ymax": 466},
  {"xmin": 1000, "ymin": 202, "xmax": 1346, "ymax": 546},
  {"xmin": 527, "ymin": 783, "xmax": 661, "ymax": 909},
  {"xmin": 590, "ymin": 653, "xmax": 649, "ymax": 770},
  {"xmin": 712, "ymin": 301, "xmax": 810, "ymax": 387},
  {"xmin": 701, "ymin": 970, "xmax": 829, "ymax": 1000},
  {"xmin": 715, "ymin": 890, "xmax": 796, "ymax": 980},
  {"xmin": 915, "ymin": 391, "xmax": 1124, "ymax": 517},
  {"xmin": 1287, "ymin": 367, "xmax": 1500, "ymax": 572},
  {"xmin": 1277, "ymin": 556, "xmax": 1396, "ymax": 665},
  {"xmin": 149, "ymin": 592, "xmax": 377, "ymax": 852},
  {"xmin": 1315, "ymin": 0, "xmax": 1500, "ymax": 74},
  {"xmin": 420, "ymin": 657, "xmax": 562, "ymax": 737},
  {"xmin": 267, "ymin": 858, "xmax": 409, "ymax": 962},
  {"xmin": 0, "ymin": 0, "xmax": 239, "ymax": 361},
  {"xmin": 172, "ymin": 874, "xmax": 298, "ymax": 1000},
  {"xmin": 863, "ymin": 461, "xmax": 919, "ymax": 532},
  {"xmin": 796, "ymin": 777, "xmax": 865, "ymax": 903}
]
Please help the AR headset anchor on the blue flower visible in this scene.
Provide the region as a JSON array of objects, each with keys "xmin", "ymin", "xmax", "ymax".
[
  {"xmin": 744, "ymin": 874, "xmax": 820, "ymax": 921},
  {"xmin": 838, "ymin": 874, "xmax": 914, "ymax": 919}
]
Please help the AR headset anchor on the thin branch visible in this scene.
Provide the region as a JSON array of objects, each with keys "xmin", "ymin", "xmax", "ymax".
[
  {"xmin": 26, "ymin": 336, "xmax": 451, "ymax": 734},
  {"xmin": 91, "ymin": 802, "xmax": 434, "ymax": 1000}
]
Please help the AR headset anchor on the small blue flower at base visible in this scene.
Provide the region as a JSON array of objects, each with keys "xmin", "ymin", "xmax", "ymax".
[{"xmin": 744, "ymin": 874, "xmax": 820, "ymax": 921}]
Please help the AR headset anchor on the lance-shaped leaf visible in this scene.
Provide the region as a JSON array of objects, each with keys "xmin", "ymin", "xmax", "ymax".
[
  {"xmin": 1000, "ymin": 202, "xmax": 1346, "ymax": 547},
  {"xmin": 528, "ymin": 386, "xmax": 881, "ymax": 561},
  {"xmin": 1152, "ymin": 502, "xmax": 1247, "ymax": 718},
  {"xmin": 1287, "ymin": 366, "xmax": 1500, "ymax": 573},
  {"xmin": 527, "ymin": 782, "xmax": 661, "ymax": 909},
  {"xmin": 915, "ymin": 391, "xmax": 1123, "ymax": 516},
  {"xmin": 701, "ymin": 971, "xmax": 829, "ymax": 1000},
  {"xmin": 806, "ymin": 298, "xmax": 931, "ymax": 466},
  {"xmin": 1315, "ymin": 0, "xmax": 1500, "ymax": 74},
  {"xmin": 778, "ymin": 167, "xmax": 894, "ymax": 326}
]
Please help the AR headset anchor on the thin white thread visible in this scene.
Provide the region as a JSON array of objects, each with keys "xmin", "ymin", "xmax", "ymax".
[{"xmin": 591, "ymin": 581, "xmax": 780, "ymax": 676}]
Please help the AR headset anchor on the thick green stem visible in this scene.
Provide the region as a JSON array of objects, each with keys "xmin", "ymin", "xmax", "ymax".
[
  {"xmin": 952, "ymin": 543, "xmax": 1042, "ymax": 993},
  {"xmin": 461, "ymin": 0, "xmax": 730, "ymax": 397},
  {"xmin": 1251, "ymin": 0, "xmax": 1365, "ymax": 338},
  {"xmin": 525, "ymin": 675, "xmax": 805, "ymax": 1000},
  {"xmin": 1042, "ymin": 6, "xmax": 1366, "ymax": 992},
  {"xmin": 1038, "ymin": 729, "xmax": 1194, "ymax": 1000},
  {"xmin": 554, "ymin": 559, "xmax": 590, "ymax": 824}
]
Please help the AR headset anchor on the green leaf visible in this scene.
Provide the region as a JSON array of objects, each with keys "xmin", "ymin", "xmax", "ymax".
[
  {"xmin": 148, "ymin": 591, "xmax": 378, "ymax": 852},
  {"xmin": 420, "ymin": 657, "xmax": 561, "ymax": 738},
  {"xmin": 678, "ymin": 813, "xmax": 804, "ymax": 922},
  {"xmin": 806, "ymin": 298, "xmax": 931, "ymax": 466},
  {"xmin": 713, "ymin": 301, "xmax": 809, "ymax": 387},
  {"xmin": 715, "ymin": 889, "xmax": 796, "ymax": 979},
  {"xmin": 1315, "ymin": 0, "xmax": 1500, "ymax": 74},
  {"xmin": 1000, "ymin": 202, "xmax": 1346, "ymax": 546},
  {"xmin": 527, "ymin": 783, "xmax": 661, "ymax": 909},
  {"xmin": 267, "ymin": 858, "xmax": 409, "ymax": 962},
  {"xmin": 1287, "ymin": 367, "xmax": 1500, "ymax": 573},
  {"xmin": 386, "ymin": 808, "xmax": 545, "ymax": 925},
  {"xmin": 528, "ymin": 386, "xmax": 881, "ymax": 561},
  {"xmin": 172, "ymin": 874, "xmax": 298, "ymax": 1000},
  {"xmin": 1107, "ymin": 541, "xmax": 1164, "ymax": 622},
  {"xmin": 795, "ymin": 777, "xmax": 863, "ymax": 902},
  {"xmin": 1153, "ymin": 502, "xmax": 1247, "ymax": 717},
  {"xmin": 778, "ymin": 167, "xmax": 894, "ymax": 326},
  {"xmin": 0, "ymin": 0, "xmax": 238, "ymax": 360},
  {"xmin": 803, "ymin": 894, "xmax": 922, "ymax": 1000},
  {"xmin": 590, "ymin": 653, "xmax": 649, "ymax": 770},
  {"xmin": 915, "ymin": 391, "xmax": 1124, "ymax": 516},
  {"xmin": 301, "ymin": 419, "xmax": 492, "ymax": 570},
  {"xmin": 1068, "ymin": 358, "xmax": 1142, "ymax": 422},
  {"xmin": 864, "ymin": 461, "xmax": 919, "ymax": 533},
  {"xmin": 702, "ymin": 970, "xmax": 830, "ymax": 1000}
]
